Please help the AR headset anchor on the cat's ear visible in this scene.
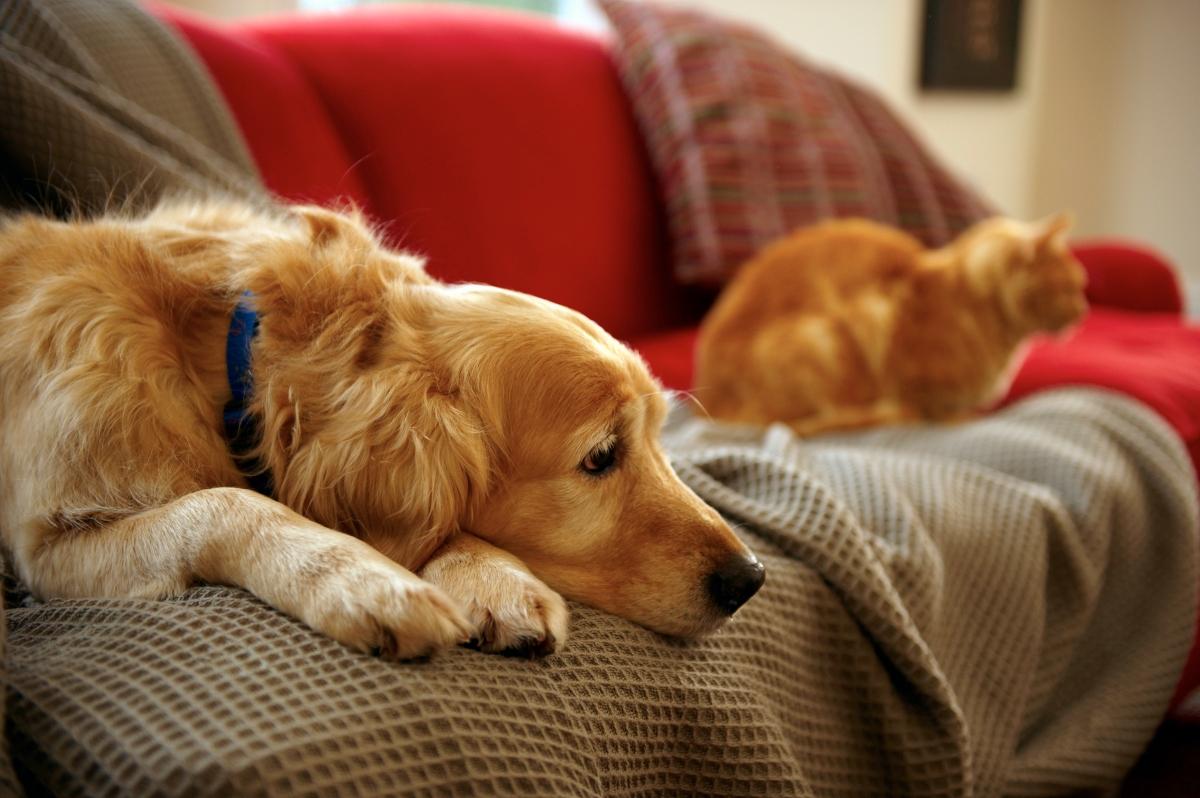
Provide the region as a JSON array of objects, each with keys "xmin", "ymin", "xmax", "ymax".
[{"xmin": 1032, "ymin": 211, "xmax": 1074, "ymax": 250}]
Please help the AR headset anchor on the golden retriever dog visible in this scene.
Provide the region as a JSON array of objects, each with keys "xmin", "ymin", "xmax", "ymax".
[{"xmin": 0, "ymin": 200, "xmax": 764, "ymax": 659}]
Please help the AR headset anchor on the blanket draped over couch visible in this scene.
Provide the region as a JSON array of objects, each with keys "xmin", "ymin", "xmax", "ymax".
[
  {"xmin": 2, "ymin": 390, "xmax": 1196, "ymax": 797},
  {"xmin": 0, "ymin": 0, "xmax": 261, "ymax": 212},
  {"xmin": 1, "ymin": 1, "xmax": 1197, "ymax": 796}
]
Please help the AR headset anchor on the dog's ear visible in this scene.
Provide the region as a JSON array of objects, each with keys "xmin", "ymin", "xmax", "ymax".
[
  {"xmin": 259, "ymin": 363, "xmax": 491, "ymax": 552},
  {"xmin": 295, "ymin": 205, "xmax": 346, "ymax": 248},
  {"xmin": 243, "ymin": 205, "xmax": 425, "ymax": 363},
  {"xmin": 244, "ymin": 212, "xmax": 375, "ymax": 336}
]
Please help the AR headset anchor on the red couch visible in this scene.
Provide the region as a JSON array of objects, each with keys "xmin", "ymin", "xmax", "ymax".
[{"xmin": 153, "ymin": 1, "xmax": 1199, "ymax": 720}]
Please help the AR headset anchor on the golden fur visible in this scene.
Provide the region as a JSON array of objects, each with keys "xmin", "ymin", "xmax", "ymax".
[
  {"xmin": 696, "ymin": 215, "xmax": 1087, "ymax": 434},
  {"xmin": 0, "ymin": 200, "xmax": 761, "ymax": 659}
]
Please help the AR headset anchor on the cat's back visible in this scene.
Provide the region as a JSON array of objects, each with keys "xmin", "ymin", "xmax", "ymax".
[{"xmin": 702, "ymin": 218, "xmax": 923, "ymax": 339}]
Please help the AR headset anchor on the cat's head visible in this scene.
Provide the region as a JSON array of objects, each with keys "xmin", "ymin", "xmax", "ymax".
[{"xmin": 957, "ymin": 213, "xmax": 1088, "ymax": 334}]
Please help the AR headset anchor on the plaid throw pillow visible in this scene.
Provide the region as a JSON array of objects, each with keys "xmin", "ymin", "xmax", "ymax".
[{"xmin": 597, "ymin": 0, "xmax": 995, "ymax": 286}]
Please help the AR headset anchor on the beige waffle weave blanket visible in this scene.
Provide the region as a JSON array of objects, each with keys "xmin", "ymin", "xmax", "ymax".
[
  {"xmin": 3, "ymin": 388, "xmax": 1196, "ymax": 797},
  {"xmin": 0, "ymin": 0, "xmax": 262, "ymax": 212},
  {"xmin": 1, "ymin": 2, "xmax": 1197, "ymax": 794}
]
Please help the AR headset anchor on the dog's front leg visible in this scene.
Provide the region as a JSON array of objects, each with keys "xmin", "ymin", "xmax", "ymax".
[
  {"xmin": 419, "ymin": 532, "xmax": 569, "ymax": 657},
  {"xmin": 16, "ymin": 487, "xmax": 472, "ymax": 659}
]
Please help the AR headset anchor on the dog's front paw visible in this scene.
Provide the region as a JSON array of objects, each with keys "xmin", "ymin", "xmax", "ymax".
[
  {"xmin": 468, "ymin": 568, "xmax": 569, "ymax": 658},
  {"xmin": 307, "ymin": 558, "xmax": 473, "ymax": 660},
  {"xmin": 421, "ymin": 545, "xmax": 568, "ymax": 657}
]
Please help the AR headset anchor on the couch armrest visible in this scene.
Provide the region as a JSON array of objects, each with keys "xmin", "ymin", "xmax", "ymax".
[{"xmin": 1072, "ymin": 240, "xmax": 1184, "ymax": 315}]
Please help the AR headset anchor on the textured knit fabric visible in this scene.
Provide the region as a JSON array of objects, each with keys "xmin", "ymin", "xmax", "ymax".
[
  {"xmin": 0, "ymin": 575, "xmax": 16, "ymax": 797},
  {"xmin": 0, "ymin": 0, "xmax": 263, "ymax": 213},
  {"xmin": 596, "ymin": 0, "xmax": 995, "ymax": 286},
  {"xmin": 0, "ymin": 2, "xmax": 263, "ymax": 792},
  {"xmin": 4, "ymin": 389, "xmax": 1196, "ymax": 796}
]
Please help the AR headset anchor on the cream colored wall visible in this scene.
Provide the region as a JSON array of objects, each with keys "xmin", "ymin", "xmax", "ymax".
[
  {"xmin": 1031, "ymin": 0, "xmax": 1200, "ymax": 313},
  {"xmin": 1027, "ymin": 0, "xmax": 1123, "ymax": 235}
]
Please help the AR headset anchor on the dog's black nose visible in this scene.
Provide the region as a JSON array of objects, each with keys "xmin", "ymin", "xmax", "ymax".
[{"xmin": 707, "ymin": 555, "xmax": 765, "ymax": 615}]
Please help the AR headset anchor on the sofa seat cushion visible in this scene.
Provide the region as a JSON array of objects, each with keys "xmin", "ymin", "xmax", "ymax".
[{"xmin": 1005, "ymin": 310, "xmax": 1200, "ymax": 466}]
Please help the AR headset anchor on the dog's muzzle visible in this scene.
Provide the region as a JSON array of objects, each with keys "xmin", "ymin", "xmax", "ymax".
[{"xmin": 706, "ymin": 555, "xmax": 765, "ymax": 615}]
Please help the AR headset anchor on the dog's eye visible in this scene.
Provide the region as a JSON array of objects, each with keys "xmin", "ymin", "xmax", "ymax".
[{"xmin": 581, "ymin": 440, "xmax": 618, "ymax": 477}]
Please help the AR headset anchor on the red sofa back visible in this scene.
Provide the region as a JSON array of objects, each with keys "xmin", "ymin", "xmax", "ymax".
[
  {"xmin": 158, "ymin": 4, "xmax": 1187, "ymax": 334},
  {"xmin": 157, "ymin": 4, "xmax": 708, "ymax": 342}
]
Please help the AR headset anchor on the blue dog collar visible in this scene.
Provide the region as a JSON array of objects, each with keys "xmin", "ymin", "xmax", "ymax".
[{"xmin": 223, "ymin": 293, "xmax": 272, "ymax": 495}]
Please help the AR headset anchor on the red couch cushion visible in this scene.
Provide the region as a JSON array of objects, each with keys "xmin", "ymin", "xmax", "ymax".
[
  {"xmin": 1075, "ymin": 241, "xmax": 1185, "ymax": 315},
  {"xmin": 154, "ymin": 3, "xmax": 373, "ymax": 208},
  {"xmin": 158, "ymin": 4, "xmax": 701, "ymax": 342},
  {"xmin": 1006, "ymin": 311, "xmax": 1200, "ymax": 465}
]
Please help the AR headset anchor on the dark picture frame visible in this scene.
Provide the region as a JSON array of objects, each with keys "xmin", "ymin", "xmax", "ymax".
[{"xmin": 920, "ymin": 0, "xmax": 1024, "ymax": 91}]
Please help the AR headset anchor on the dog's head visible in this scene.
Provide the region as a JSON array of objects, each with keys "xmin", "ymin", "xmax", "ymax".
[
  {"xmin": 250, "ymin": 207, "xmax": 763, "ymax": 638},
  {"xmin": 425, "ymin": 285, "xmax": 765, "ymax": 637}
]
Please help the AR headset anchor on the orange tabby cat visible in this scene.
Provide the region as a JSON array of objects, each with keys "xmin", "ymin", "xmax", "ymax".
[{"xmin": 695, "ymin": 215, "xmax": 1087, "ymax": 435}]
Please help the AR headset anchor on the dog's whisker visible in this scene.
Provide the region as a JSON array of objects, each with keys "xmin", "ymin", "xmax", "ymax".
[{"xmin": 669, "ymin": 388, "xmax": 712, "ymax": 419}]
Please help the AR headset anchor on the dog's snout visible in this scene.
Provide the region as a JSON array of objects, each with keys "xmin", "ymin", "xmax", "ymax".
[{"xmin": 706, "ymin": 555, "xmax": 765, "ymax": 615}]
